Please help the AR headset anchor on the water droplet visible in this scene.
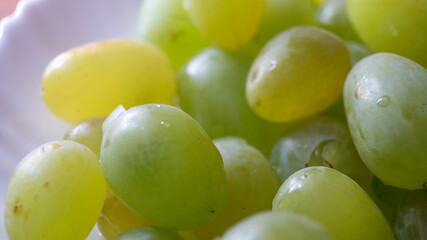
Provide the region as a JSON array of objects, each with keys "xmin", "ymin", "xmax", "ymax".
[
  {"xmin": 160, "ymin": 121, "xmax": 170, "ymax": 128},
  {"xmin": 268, "ymin": 60, "xmax": 277, "ymax": 71},
  {"xmin": 376, "ymin": 96, "xmax": 390, "ymax": 108}
]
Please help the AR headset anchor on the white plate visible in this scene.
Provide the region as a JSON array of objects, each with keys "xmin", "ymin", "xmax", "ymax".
[{"xmin": 0, "ymin": 0, "xmax": 142, "ymax": 238}]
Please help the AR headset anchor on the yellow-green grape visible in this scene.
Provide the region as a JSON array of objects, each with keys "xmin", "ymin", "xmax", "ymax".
[
  {"xmin": 64, "ymin": 116, "xmax": 105, "ymax": 158},
  {"xmin": 41, "ymin": 40, "xmax": 176, "ymax": 123},
  {"xmin": 270, "ymin": 116, "xmax": 373, "ymax": 191},
  {"xmin": 98, "ymin": 189, "xmax": 151, "ymax": 240},
  {"xmin": 273, "ymin": 167, "xmax": 394, "ymax": 240},
  {"xmin": 347, "ymin": 0, "xmax": 427, "ymax": 68},
  {"xmin": 185, "ymin": 0, "xmax": 265, "ymax": 50},
  {"xmin": 115, "ymin": 227, "xmax": 183, "ymax": 240},
  {"xmin": 192, "ymin": 137, "xmax": 279, "ymax": 239},
  {"xmin": 311, "ymin": 0, "xmax": 326, "ymax": 6},
  {"xmin": 392, "ymin": 190, "xmax": 427, "ymax": 240},
  {"xmin": 315, "ymin": 0, "xmax": 360, "ymax": 42},
  {"xmin": 139, "ymin": 0, "xmax": 210, "ymax": 71},
  {"xmin": 243, "ymin": 0, "xmax": 315, "ymax": 56},
  {"xmin": 4, "ymin": 141, "xmax": 106, "ymax": 240},
  {"xmin": 246, "ymin": 26, "xmax": 351, "ymax": 122},
  {"xmin": 178, "ymin": 47, "xmax": 291, "ymax": 157},
  {"xmin": 100, "ymin": 105, "xmax": 227, "ymax": 230},
  {"xmin": 221, "ymin": 211, "xmax": 336, "ymax": 240},
  {"xmin": 343, "ymin": 53, "xmax": 427, "ymax": 190}
]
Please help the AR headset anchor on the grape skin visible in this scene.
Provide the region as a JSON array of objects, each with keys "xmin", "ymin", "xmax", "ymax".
[
  {"xmin": 221, "ymin": 211, "xmax": 336, "ymax": 240},
  {"xmin": 246, "ymin": 26, "xmax": 351, "ymax": 122},
  {"xmin": 348, "ymin": 0, "xmax": 427, "ymax": 68},
  {"xmin": 186, "ymin": 0, "xmax": 265, "ymax": 50},
  {"xmin": 139, "ymin": 0, "xmax": 210, "ymax": 71},
  {"xmin": 115, "ymin": 226, "xmax": 183, "ymax": 240},
  {"xmin": 100, "ymin": 104, "xmax": 227, "ymax": 230},
  {"xmin": 41, "ymin": 40, "xmax": 176, "ymax": 123},
  {"xmin": 343, "ymin": 53, "xmax": 427, "ymax": 190},
  {"xmin": 4, "ymin": 141, "xmax": 106, "ymax": 240},
  {"xmin": 192, "ymin": 137, "xmax": 279, "ymax": 239},
  {"xmin": 273, "ymin": 167, "xmax": 394, "ymax": 240}
]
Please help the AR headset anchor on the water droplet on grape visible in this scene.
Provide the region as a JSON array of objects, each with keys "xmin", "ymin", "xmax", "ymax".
[
  {"xmin": 160, "ymin": 121, "xmax": 170, "ymax": 128},
  {"xmin": 268, "ymin": 60, "xmax": 277, "ymax": 71},
  {"xmin": 376, "ymin": 96, "xmax": 390, "ymax": 108}
]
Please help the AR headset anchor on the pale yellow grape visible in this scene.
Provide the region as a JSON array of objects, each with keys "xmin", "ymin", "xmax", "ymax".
[
  {"xmin": 42, "ymin": 40, "xmax": 176, "ymax": 123},
  {"xmin": 347, "ymin": 0, "xmax": 427, "ymax": 68},
  {"xmin": 192, "ymin": 137, "xmax": 279, "ymax": 239},
  {"xmin": 186, "ymin": 0, "xmax": 265, "ymax": 50},
  {"xmin": 97, "ymin": 189, "xmax": 151, "ymax": 240},
  {"xmin": 4, "ymin": 141, "xmax": 106, "ymax": 240},
  {"xmin": 273, "ymin": 167, "xmax": 394, "ymax": 240},
  {"xmin": 246, "ymin": 26, "xmax": 351, "ymax": 122}
]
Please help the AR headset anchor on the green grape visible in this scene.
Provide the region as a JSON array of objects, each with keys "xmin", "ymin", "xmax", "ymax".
[
  {"xmin": 98, "ymin": 189, "xmax": 152, "ymax": 240},
  {"xmin": 139, "ymin": 0, "xmax": 210, "ymax": 71},
  {"xmin": 64, "ymin": 116, "xmax": 106, "ymax": 158},
  {"xmin": 315, "ymin": 0, "xmax": 361, "ymax": 42},
  {"xmin": 392, "ymin": 190, "xmax": 427, "ymax": 240},
  {"xmin": 185, "ymin": 0, "xmax": 264, "ymax": 50},
  {"xmin": 178, "ymin": 47, "xmax": 291, "ymax": 157},
  {"xmin": 311, "ymin": 0, "xmax": 326, "ymax": 6},
  {"xmin": 41, "ymin": 40, "xmax": 176, "ymax": 123},
  {"xmin": 192, "ymin": 137, "xmax": 279, "ymax": 239},
  {"xmin": 100, "ymin": 104, "xmax": 227, "ymax": 230},
  {"xmin": 270, "ymin": 116, "xmax": 373, "ymax": 191},
  {"xmin": 343, "ymin": 53, "xmax": 427, "ymax": 190},
  {"xmin": 344, "ymin": 41, "xmax": 371, "ymax": 66},
  {"xmin": 221, "ymin": 211, "xmax": 336, "ymax": 240},
  {"xmin": 273, "ymin": 167, "xmax": 394, "ymax": 240},
  {"xmin": 243, "ymin": 0, "xmax": 315, "ymax": 56},
  {"xmin": 347, "ymin": 0, "xmax": 427, "ymax": 68},
  {"xmin": 4, "ymin": 141, "xmax": 106, "ymax": 240},
  {"xmin": 115, "ymin": 227, "xmax": 183, "ymax": 240},
  {"xmin": 369, "ymin": 177, "xmax": 408, "ymax": 223},
  {"xmin": 246, "ymin": 26, "xmax": 351, "ymax": 122}
]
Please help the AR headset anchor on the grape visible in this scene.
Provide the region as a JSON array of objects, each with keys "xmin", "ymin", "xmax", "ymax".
[
  {"xmin": 192, "ymin": 137, "xmax": 279, "ymax": 239},
  {"xmin": 41, "ymin": 40, "xmax": 176, "ymax": 123},
  {"xmin": 347, "ymin": 0, "xmax": 427, "ymax": 68},
  {"xmin": 315, "ymin": 0, "xmax": 360, "ymax": 42},
  {"xmin": 4, "ymin": 141, "xmax": 106, "ymax": 240},
  {"xmin": 246, "ymin": 26, "xmax": 351, "ymax": 122},
  {"xmin": 221, "ymin": 211, "xmax": 336, "ymax": 240},
  {"xmin": 343, "ymin": 53, "xmax": 427, "ymax": 190},
  {"xmin": 185, "ymin": 0, "xmax": 264, "ymax": 50},
  {"xmin": 344, "ymin": 41, "xmax": 371, "ymax": 66},
  {"xmin": 97, "ymin": 189, "xmax": 151, "ymax": 240},
  {"xmin": 311, "ymin": 0, "xmax": 326, "ymax": 6},
  {"xmin": 273, "ymin": 167, "xmax": 394, "ymax": 240},
  {"xmin": 369, "ymin": 177, "xmax": 408, "ymax": 223},
  {"xmin": 392, "ymin": 190, "xmax": 427, "ymax": 240},
  {"xmin": 243, "ymin": 0, "xmax": 315, "ymax": 56},
  {"xmin": 178, "ymin": 47, "xmax": 291, "ymax": 157},
  {"xmin": 270, "ymin": 116, "xmax": 373, "ymax": 191},
  {"xmin": 139, "ymin": 0, "xmax": 210, "ymax": 71},
  {"xmin": 100, "ymin": 104, "xmax": 227, "ymax": 230},
  {"xmin": 64, "ymin": 116, "xmax": 105, "ymax": 158},
  {"xmin": 115, "ymin": 227, "xmax": 183, "ymax": 240}
]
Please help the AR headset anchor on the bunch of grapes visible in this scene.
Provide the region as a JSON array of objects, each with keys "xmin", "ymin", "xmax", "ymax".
[{"xmin": 4, "ymin": 0, "xmax": 427, "ymax": 239}]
